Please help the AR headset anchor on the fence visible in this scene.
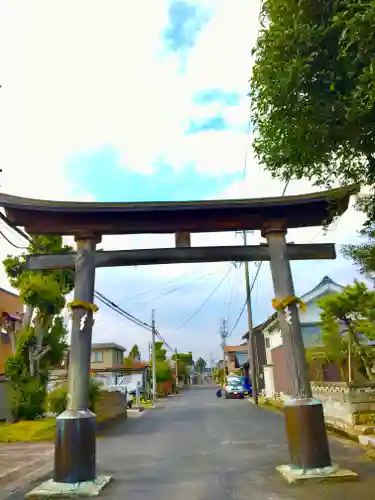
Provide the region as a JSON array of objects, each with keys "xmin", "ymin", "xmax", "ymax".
[{"xmin": 311, "ymin": 381, "xmax": 375, "ymax": 430}]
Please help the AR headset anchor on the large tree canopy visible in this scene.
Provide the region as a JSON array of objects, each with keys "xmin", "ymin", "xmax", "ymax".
[
  {"xmin": 250, "ymin": 0, "xmax": 375, "ymax": 188},
  {"xmin": 250, "ymin": 0, "xmax": 375, "ymax": 278}
]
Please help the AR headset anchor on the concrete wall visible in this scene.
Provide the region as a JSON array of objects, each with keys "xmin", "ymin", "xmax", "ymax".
[
  {"xmin": 95, "ymin": 390, "xmax": 127, "ymax": 425},
  {"xmin": 312, "ymin": 381, "xmax": 375, "ymax": 429},
  {"xmin": 0, "ymin": 377, "xmax": 11, "ymax": 421}
]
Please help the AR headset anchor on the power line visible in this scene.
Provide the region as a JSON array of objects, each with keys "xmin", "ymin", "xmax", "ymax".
[
  {"xmin": 174, "ymin": 266, "xmax": 232, "ymax": 333},
  {"xmin": 122, "ymin": 272, "xmax": 196, "ymax": 303},
  {"xmin": 155, "ymin": 328, "xmax": 174, "ymax": 353},
  {"xmin": 0, "ymin": 229, "xmax": 28, "ymax": 250},
  {"xmin": 135, "ymin": 270, "xmax": 215, "ymax": 307}
]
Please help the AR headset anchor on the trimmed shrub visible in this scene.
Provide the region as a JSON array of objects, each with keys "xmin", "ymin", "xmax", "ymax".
[
  {"xmin": 10, "ymin": 378, "xmax": 47, "ymax": 420},
  {"xmin": 47, "ymin": 378, "xmax": 101, "ymax": 415},
  {"xmin": 47, "ymin": 385, "xmax": 68, "ymax": 415}
]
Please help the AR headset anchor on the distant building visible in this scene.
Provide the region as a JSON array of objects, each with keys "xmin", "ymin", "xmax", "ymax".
[{"xmin": 223, "ymin": 344, "xmax": 248, "ymax": 374}]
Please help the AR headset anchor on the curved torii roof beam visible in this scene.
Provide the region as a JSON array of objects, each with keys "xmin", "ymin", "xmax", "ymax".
[{"xmin": 0, "ymin": 184, "xmax": 359, "ymax": 236}]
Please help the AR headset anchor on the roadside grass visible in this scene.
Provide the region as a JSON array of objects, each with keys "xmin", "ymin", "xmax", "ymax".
[
  {"xmin": 0, "ymin": 418, "xmax": 56, "ymax": 443},
  {"xmin": 140, "ymin": 400, "xmax": 154, "ymax": 408}
]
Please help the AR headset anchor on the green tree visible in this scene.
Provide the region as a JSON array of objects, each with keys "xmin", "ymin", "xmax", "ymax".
[
  {"xmin": 154, "ymin": 341, "xmax": 167, "ymax": 361},
  {"xmin": 250, "ymin": 0, "xmax": 375, "ymax": 271},
  {"xmin": 195, "ymin": 357, "xmax": 207, "ymax": 374},
  {"xmin": 171, "ymin": 351, "xmax": 193, "ymax": 383},
  {"xmin": 129, "ymin": 344, "xmax": 141, "ymax": 360},
  {"xmin": 3, "ymin": 235, "xmax": 73, "ymax": 419},
  {"xmin": 3, "ymin": 235, "xmax": 74, "ymax": 376},
  {"xmin": 155, "ymin": 361, "xmax": 173, "ymax": 383},
  {"xmin": 317, "ymin": 281, "xmax": 375, "ymax": 381},
  {"xmin": 342, "ymin": 225, "xmax": 375, "ymax": 283}
]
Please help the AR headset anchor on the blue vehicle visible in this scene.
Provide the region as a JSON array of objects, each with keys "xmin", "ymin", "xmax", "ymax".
[{"xmin": 239, "ymin": 376, "xmax": 252, "ymax": 395}]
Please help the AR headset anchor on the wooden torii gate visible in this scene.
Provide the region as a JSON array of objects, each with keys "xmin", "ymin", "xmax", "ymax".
[{"xmin": 0, "ymin": 184, "xmax": 358, "ymax": 490}]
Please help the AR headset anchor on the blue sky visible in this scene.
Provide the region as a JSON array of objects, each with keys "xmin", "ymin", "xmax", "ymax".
[{"xmin": 0, "ymin": 0, "xmax": 366, "ymax": 364}]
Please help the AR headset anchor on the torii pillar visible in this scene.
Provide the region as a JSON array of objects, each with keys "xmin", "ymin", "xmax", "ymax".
[
  {"xmin": 53, "ymin": 235, "xmax": 107, "ymax": 487},
  {"xmin": 262, "ymin": 223, "xmax": 357, "ymax": 483}
]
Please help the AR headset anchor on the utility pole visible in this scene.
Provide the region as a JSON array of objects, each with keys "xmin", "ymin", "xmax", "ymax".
[
  {"xmin": 243, "ymin": 231, "xmax": 258, "ymax": 405},
  {"xmin": 175, "ymin": 348, "xmax": 179, "ymax": 393},
  {"xmin": 220, "ymin": 319, "xmax": 228, "ymax": 384},
  {"xmin": 151, "ymin": 310, "xmax": 156, "ymax": 404}
]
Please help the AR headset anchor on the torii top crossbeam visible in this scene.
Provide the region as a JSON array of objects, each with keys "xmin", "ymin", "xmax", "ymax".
[{"xmin": 0, "ymin": 185, "xmax": 359, "ymax": 236}]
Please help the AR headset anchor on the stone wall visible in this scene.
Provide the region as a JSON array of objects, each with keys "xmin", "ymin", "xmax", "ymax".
[
  {"xmin": 311, "ymin": 381, "xmax": 375, "ymax": 430},
  {"xmin": 95, "ymin": 390, "xmax": 127, "ymax": 426}
]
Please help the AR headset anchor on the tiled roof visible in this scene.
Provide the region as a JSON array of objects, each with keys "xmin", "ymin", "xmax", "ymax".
[
  {"xmin": 301, "ymin": 276, "xmax": 343, "ymax": 299},
  {"xmin": 92, "ymin": 342, "xmax": 126, "ymax": 352}
]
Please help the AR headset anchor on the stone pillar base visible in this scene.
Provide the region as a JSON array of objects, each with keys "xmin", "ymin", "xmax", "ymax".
[
  {"xmin": 284, "ymin": 398, "xmax": 331, "ymax": 469},
  {"xmin": 54, "ymin": 409, "xmax": 96, "ymax": 483},
  {"xmin": 276, "ymin": 464, "xmax": 358, "ymax": 484},
  {"xmin": 26, "ymin": 476, "xmax": 112, "ymax": 498}
]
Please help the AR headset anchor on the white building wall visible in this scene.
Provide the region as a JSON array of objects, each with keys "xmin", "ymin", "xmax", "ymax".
[
  {"xmin": 264, "ymin": 322, "xmax": 282, "ymax": 365},
  {"xmin": 299, "ymin": 291, "xmax": 336, "ymax": 324}
]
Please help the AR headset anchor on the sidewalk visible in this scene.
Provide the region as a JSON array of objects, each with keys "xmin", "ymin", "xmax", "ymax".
[{"xmin": 0, "ymin": 443, "xmax": 54, "ymax": 500}]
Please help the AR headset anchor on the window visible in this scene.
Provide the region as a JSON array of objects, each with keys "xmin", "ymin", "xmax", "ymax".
[
  {"xmin": 91, "ymin": 351, "xmax": 103, "ymax": 363},
  {"xmin": 115, "ymin": 351, "xmax": 123, "ymax": 365},
  {"xmin": 265, "ymin": 337, "xmax": 270, "ymax": 349}
]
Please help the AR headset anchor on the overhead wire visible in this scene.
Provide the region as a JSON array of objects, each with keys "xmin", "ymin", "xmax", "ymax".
[
  {"xmin": 0, "ymin": 229, "xmax": 28, "ymax": 250},
  {"xmin": 135, "ymin": 270, "xmax": 216, "ymax": 307},
  {"xmin": 122, "ymin": 271, "xmax": 197, "ymax": 303},
  {"xmin": 174, "ymin": 266, "xmax": 232, "ymax": 334}
]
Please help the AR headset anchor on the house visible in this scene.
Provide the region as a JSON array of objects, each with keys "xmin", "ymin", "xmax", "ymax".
[
  {"xmin": 0, "ymin": 287, "xmax": 24, "ymax": 374},
  {"xmin": 262, "ymin": 276, "xmax": 344, "ymax": 398},
  {"xmin": 223, "ymin": 344, "xmax": 248, "ymax": 374},
  {"xmin": 90, "ymin": 342, "xmax": 126, "ymax": 370},
  {"xmin": 241, "ymin": 323, "xmax": 268, "ymax": 392}
]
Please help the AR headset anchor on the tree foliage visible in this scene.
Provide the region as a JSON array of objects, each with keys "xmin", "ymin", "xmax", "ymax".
[
  {"xmin": 250, "ymin": 0, "xmax": 375, "ymax": 273},
  {"xmin": 342, "ymin": 223, "xmax": 375, "ymax": 282},
  {"xmin": 155, "ymin": 361, "xmax": 173, "ymax": 383},
  {"xmin": 129, "ymin": 344, "xmax": 141, "ymax": 360},
  {"xmin": 154, "ymin": 341, "xmax": 167, "ymax": 361},
  {"xmin": 3, "ymin": 235, "xmax": 73, "ymax": 419},
  {"xmin": 3, "ymin": 235, "xmax": 74, "ymax": 376},
  {"xmin": 317, "ymin": 281, "xmax": 375, "ymax": 380},
  {"xmin": 250, "ymin": 0, "xmax": 375, "ymax": 187},
  {"xmin": 195, "ymin": 357, "xmax": 207, "ymax": 374},
  {"xmin": 171, "ymin": 351, "xmax": 193, "ymax": 382}
]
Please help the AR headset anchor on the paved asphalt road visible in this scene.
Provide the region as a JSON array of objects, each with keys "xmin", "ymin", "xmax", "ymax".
[
  {"xmin": 8, "ymin": 386, "xmax": 375, "ymax": 499},
  {"xmin": 97, "ymin": 387, "xmax": 375, "ymax": 499}
]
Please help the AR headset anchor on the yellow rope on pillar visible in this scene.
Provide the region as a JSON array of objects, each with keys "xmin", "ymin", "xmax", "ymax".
[
  {"xmin": 272, "ymin": 296, "xmax": 307, "ymax": 313},
  {"xmin": 67, "ymin": 300, "xmax": 99, "ymax": 313}
]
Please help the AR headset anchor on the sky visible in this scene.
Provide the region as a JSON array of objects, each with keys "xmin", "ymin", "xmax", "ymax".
[{"xmin": 0, "ymin": 0, "xmax": 368, "ymax": 366}]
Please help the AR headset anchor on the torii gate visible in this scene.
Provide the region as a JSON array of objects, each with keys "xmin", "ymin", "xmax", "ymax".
[{"xmin": 0, "ymin": 184, "xmax": 359, "ymax": 492}]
